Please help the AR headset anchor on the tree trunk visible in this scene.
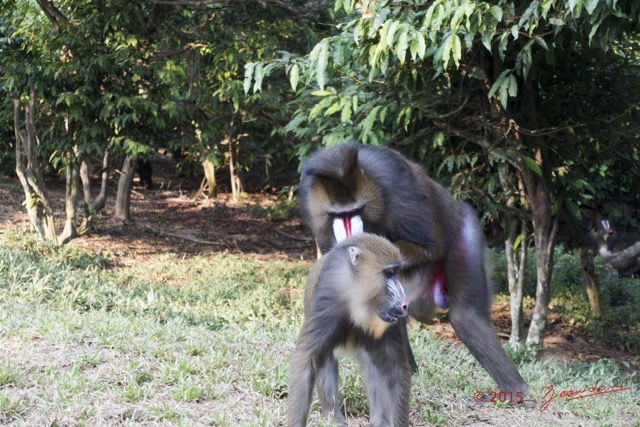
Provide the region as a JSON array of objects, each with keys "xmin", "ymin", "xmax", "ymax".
[
  {"xmin": 12, "ymin": 78, "xmax": 58, "ymax": 243},
  {"xmin": 93, "ymin": 148, "xmax": 111, "ymax": 211},
  {"xmin": 195, "ymin": 122, "xmax": 218, "ymax": 198},
  {"xmin": 80, "ymin": 157, "xmax": 94, "ymax": 207},
  {"xmin": 498, "ymin": 165, "xmax": 528, "ymax": 347},
  {"xmin": 227, "ymin": 113, "xmax": 244, "ymax": 205},
  {"xmin": 579, "ymin": 247, "xmax": 602, "ymax": 318},
  {"xmin": 526, "ymin": 214, "xmax": 557, "ymax": 349},
  {"xmin": 59, "ymin": 151, "xmax": 80, "ymax": 244},
  {"xmin": 202, "ymin": 159, "xmax": 218, "ymax": 198},
  {"xmin": 505, "ymin": 218, "xmax": 528, "ymax": 346},
  {"xmin": 115, "ymin": 155, "xmax": 135, "ymax": 221},
  {"xmin": 229, "ymin": 144, "xmax": 243, "ymax": 205},
  {"xmin": 519, "ymin": 158, "xmax": 558, "ymax": 349},
  {"xmin": 517, "ymin": 75, "xmax": 557, "ymax": 350}
]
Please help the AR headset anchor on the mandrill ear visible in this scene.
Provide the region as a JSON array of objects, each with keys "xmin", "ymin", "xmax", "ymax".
[{"xmin": 348, "ymin": 246, "xmax": 361, "ymax": 266}]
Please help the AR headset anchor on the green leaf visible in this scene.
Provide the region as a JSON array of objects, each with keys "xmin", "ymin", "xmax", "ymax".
[
  {"xmin": 568, "ymin": 0, "xmax": 582, "ymax": 15},
  {"xmin": 488, "ymin": 69, "xmax": 509, "ymax": 99},
  {"xmin": 422, "ymin": 1, "xmax": 439, "ymax": 30},
  {"xmin": 481, "ymin": 31, "xmax": 493, "ymax": 51},
  {"xmin": 386, "ymin": 20, "xmax": 401, "ymax": 46},
  {"xmin": 513, "ymin": 232, "xmax": 524, "ymax": 250},
  {"xmin": 442, "ymin": 32, "xmax": 455, "ymax": 68},
  {"xmin": 360, "ymin": 106, "xmax": 381, "ymax": 133},
  {"xmin": 310, "ymin": 39, "xmax": 330, "ymax": 89},
  {"xmin": 490, "ymin": 5, "xmax": 503, "ymax": 22},
  {"xmin": 413, "ymin": 31, "xmax": 426, "ymax": 60},
  {"xmin": 341, "ymin": 99, "xmax": 353, "ymax": 122},
  {"xmin": 396, "ymin": 28, "xmax": 409, "ymax": 63},
  {"xmin": 243, "ymin": 63, "xmax": 255, "ymax": 94},
  {"xmin": 535, "ymin": 37, "xmax": 549, "ymax": 50},
  {"xmin": 507, "ymin": 74, "xmax": 518, "ymax": 97},
  {"xmin": 433, "ymin": 131, "xmax": 445, "ymax": 147},
  {"xmin": 316, "ymin": 39, "xmax": 329, "ymax": 89},
  {"xmin": 566, "ymin": 199, "xmax": 581, "ymax": 220},
  {"xmin": 289, "ymin": 63, "xmax": 299, "ymax": 91},
  {"xmin": 499, "ymin": 78, "xmax": 509, "ymax": 109},
  {"xmin": 511, "ymin": 25, "xmax": 519, "ymax": 41},
  {"xmin": 452, "ymin": 34, "xmax": 462, "ymax": 67},
  {"xmin": 252, "ymin": 63, "xmax": 264, "ymax": 93},
  {"xmin": 451, "ymin": 5, "xmax": 466, "ymax": 30},
  {"xmin": 324, "ymin": 99, "xmax": 342, "ymax": 116},
  {"xmin": 310, "ymin": 90, "xmax": 333, "ymax": 97},
  {"xmin": 585, "ymin": 0, "xmax": 598, "ymax": 15},
  {"xmin": 498, "ymin": 32, "xmax": 509, "ymax": 60},
  {"xmin": 522, "ymin": 156, "xmax": 542, "ymax": 176}
]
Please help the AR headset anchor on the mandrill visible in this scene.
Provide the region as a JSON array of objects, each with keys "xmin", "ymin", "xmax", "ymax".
[
  {"xmin": 298, "ymin": 141, "xmax": 529, "ymax": 397},
  {"xmin": 288, "ymin": 233, "xmax": 412, "ymax": 427}
]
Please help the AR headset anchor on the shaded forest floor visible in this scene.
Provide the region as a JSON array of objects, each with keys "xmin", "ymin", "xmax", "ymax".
[{"xmin": 0, "ymin": 157, "xmax": 637, "ymax": 372}]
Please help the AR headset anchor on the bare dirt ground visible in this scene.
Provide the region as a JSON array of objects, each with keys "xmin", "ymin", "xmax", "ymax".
[{"xmin": 0, "ymin": 159, "xmax": 637, "ymax": 370}]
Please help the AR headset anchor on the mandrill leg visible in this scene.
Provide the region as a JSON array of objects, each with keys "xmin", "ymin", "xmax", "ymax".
[
  {"xmin": 448, "ymin": 206, "xmax": 528, "ymax": 394},
  {"xmin": 315, "ymin": 354, "xmax": 347, "ymax": 425}
]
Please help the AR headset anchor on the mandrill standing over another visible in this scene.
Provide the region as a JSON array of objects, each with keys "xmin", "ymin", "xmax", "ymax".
[{"xmin": 298, "ymin": 141, "xmax": 528, "ymax": 397}]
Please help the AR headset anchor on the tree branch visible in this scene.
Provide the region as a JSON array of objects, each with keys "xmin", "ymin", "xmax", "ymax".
[{"xmin": 34, "ymin": 0, "xmax": 69, "ymax": 32}]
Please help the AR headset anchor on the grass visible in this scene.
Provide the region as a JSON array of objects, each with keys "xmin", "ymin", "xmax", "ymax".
[{"xmin": 0, "ymin": 230, "xmax": 638, "ymax": 426}]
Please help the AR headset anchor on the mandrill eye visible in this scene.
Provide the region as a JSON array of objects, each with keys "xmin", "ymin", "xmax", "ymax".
[{"xmin": 384, "ymin": 266, "xmax": 398, "ymax": 279}]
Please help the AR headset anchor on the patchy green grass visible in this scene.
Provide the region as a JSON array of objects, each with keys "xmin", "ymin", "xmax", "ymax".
[{"xmin": 0, "ymin": 230, "xmax": 638, "ymax": 426}]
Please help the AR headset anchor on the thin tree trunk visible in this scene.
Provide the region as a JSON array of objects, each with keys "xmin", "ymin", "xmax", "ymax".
[
  {"xmin": 519, "ymin": 76, "xmax": 558, "ymax": 350},
  {"xmin": 498, "ymin": 165, "xmax": 528, "ymax": 346},
  {"xmin": 505, "ymin": 218, "xmax": 528, "ymax": 346},
  {"xmin": 520, "ymin": 158, "xmax": 558, "ymax": 349},
  {"xmin": 115, "ymin": 155, "xmax": 135, "ymax": 221},
  {"xmin": 195, "ymin": 122, "xmax": 218, "ymax": 198},
  {"xmin": 202, "ymin": 159, "xmax": 218, "ymax": 198},
  {"xmin": 12, "ymin": 78, "xmax": 57, "ymax": 243},
  {"xmin": 526, "ymin": 219, "xmax": 557, "ymax": 349},
  {"xmin": 80, "ymin": 157, "xmax": 93, "ymax": 207},
  {"xmin": 227, "ymin": 113, "xmax": 244, "ymax": 205},
  {"xmin": 59, "ymin": 150, "xmax": 80, "ymax": 244},
  {"xmin": 93, "ymin": 148, "xmax": 111, "ymax": 211},
  {"xmin": 579, "ymin": 247, "xmax": 602, "ymax": 318}
]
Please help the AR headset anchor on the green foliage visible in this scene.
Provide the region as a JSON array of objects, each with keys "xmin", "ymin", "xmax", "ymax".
[
  {"xmin": 245, "ymin": 0, "xmax": 640, "ymax": 241},
  {"xmin": 2, "ymin": 0, "xmax": 322, "ymax": 196}
]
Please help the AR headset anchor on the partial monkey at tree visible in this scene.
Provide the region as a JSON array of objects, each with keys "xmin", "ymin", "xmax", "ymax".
[
  {"xmin": 288, "ymin": 233, "xmax": 413, "ymax": 427},
  {"xmin": 298, "ymin": 141, "xmax": 528, "ymax": 396}
]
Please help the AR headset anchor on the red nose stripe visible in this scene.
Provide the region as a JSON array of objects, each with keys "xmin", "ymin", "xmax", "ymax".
[{"xmin": 343, "ymin": 217, "xmax": 352, "ymax": 237}]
